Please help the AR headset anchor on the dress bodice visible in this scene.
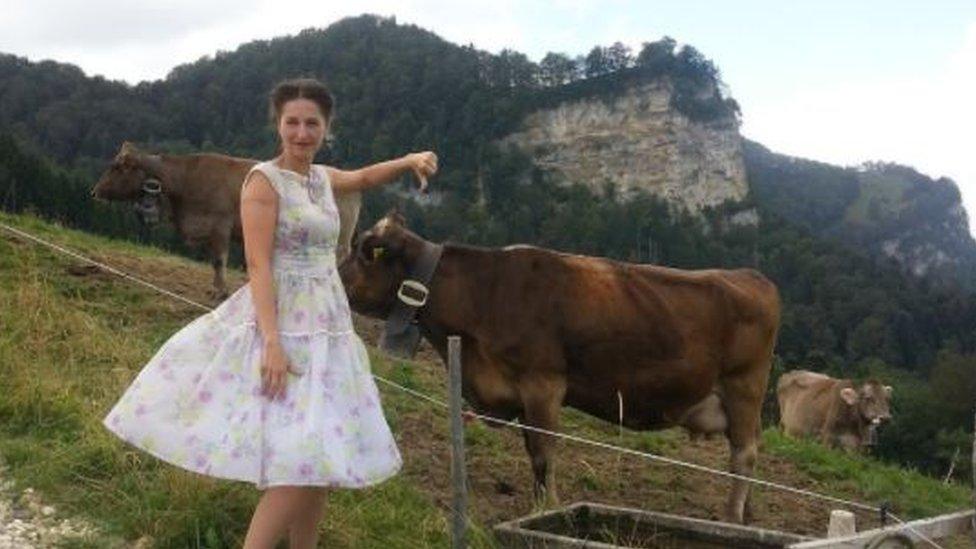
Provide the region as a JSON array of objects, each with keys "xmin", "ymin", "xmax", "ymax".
[{"xmin": 249, "ymin": 161, "xmax": 340, "ymax": 270}]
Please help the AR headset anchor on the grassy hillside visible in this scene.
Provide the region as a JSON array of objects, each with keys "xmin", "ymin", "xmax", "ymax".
[{"xmin": 0, "ymin": 212, "xmax": 970, "ymax": 548}]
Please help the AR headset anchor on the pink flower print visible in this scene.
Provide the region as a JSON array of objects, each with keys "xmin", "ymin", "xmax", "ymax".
[
  {"xmin": 134, "ymin": 404, "xmax": 147, "ymax": 416},
  {"xmin": 198, "ymin": 390, "xmax": 212, "ymax": 403},
  {"xmin": 293, "ymin": 311, "xmax": 306, "ymax": 324},
  {"xmin": 186, "ymin": 435, "xmax": 199, "ymax": 445},
  {"xmin": 194, "ymin": 455, "xmax": 208, "ymax": 469},
  {"xmin": 298, "ymin": 463, "xmax": 314, "ymax": 477},
  {"xmin": 159, "ymin": 361, "xmax": 170, "ymax": 371},
  {"xmin": 333, "ymin": 425, "xmax": 344, "ymax": 437},
  {"xmin": 192, "ymin": 374, "xmax": 202, "ymax": 384},
  {"xmin": 316, "ymin": 312, "xmax": 329, "ymax": 325},
  {"xmin": 111, "ymin": 415, "xmax": 121, "ymax": 426},
  {"xmin": 218, "ymin": 371, "xmax": 234, "ymax": 383},
  {"xmin": 231, "ymin": 449, "xmax": 241, "ymax": 460}
]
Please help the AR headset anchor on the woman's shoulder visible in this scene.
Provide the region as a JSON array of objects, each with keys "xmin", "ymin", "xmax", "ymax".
[
  {"xmin": 313, "ymin": 164, "xmax": 334, "ymax": 186},
  {"xmin": 243, "ymin": 161, "xmax": 285, "ymax": 195}
]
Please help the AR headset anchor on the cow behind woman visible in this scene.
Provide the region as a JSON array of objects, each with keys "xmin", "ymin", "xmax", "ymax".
[{"xmin": 91, "ymin": 142, "xmax": 361, "ymax": 298}]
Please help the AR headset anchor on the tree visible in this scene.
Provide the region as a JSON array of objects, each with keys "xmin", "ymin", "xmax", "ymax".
[
  {"xmin": 605, "ymin": 42, "xmax": 633, "ymax": 72},
  {"xmin": 539, "ymin": 52, "xmax": 576, "ymax": 87},
  {"xmin": 636, "ymin": 37, "xmax": 676, "ymax": 71},
  {"xmin": 584, "ymin": 46, "xmax": 612, "ymax": 78}
]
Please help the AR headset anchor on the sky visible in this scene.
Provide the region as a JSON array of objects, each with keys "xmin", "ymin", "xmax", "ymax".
[{"xmin": 3, "ymin": 1, "xmax": 975, "ymax": 236}]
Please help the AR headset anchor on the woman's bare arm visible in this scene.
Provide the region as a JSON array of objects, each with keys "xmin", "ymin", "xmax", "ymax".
[
  {"xmin": 241, "ymin": 171, "xmax": 279, "ymax": 342},
  {"xmin": 241, "ymin": 170, "xmax": 291, "ymax": 398},
  {"xmin": 327, "ymin": 151, "xmax": 438, "ymax": 194}
]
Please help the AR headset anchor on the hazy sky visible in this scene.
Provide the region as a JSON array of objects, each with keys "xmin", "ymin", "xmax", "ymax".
[{"xmin": 3, "ymin": 1, "xmax": 975, "ymax": 236}]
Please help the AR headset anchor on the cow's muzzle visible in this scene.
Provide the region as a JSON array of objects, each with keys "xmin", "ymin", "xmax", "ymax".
[{"xmin": 134, "ymin": 178, "xmax": 163, "ymax": 226}]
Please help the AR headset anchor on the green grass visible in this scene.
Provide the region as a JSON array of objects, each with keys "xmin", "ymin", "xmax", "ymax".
[
  {"xmin": 0, "ymin": 212, "xmax": 495, "ymax": 548},
  {"xmin": 763, "ymin": 429, "xmax": 970, "ymax": 518},
  {"xmin": 844, "ymin": 172, "xmax": 912, "ymax": 226},
  {"xmin": 1, "ymin": 211, "xmax": 971, "ymax": 547}
]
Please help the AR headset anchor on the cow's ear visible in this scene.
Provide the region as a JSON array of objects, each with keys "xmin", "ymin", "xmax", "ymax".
[
  {"xmin": 840, "ymin": 387, "xmax": 858, "ymax": 406},
  {"xmin": 383, "ymin": 207, "xmax": 407, "ymax": 227},
  {"xmin": 120, "ymin": 141, "xmax": 139, "ymax": 155},
  {"xmin": 884, "ymin": 385, "xmax": 893, "ymax": 397}
]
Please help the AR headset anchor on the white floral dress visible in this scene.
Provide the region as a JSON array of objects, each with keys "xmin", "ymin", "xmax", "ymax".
[{"xmin": 103, "ymin": 161, "xmax": 401, "ymax": 489}]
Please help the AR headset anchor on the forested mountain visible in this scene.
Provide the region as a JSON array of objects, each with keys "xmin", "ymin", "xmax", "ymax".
[
  {"xmin": 746, "ymin": 140, "xmax": 976, "ymax": 287},
  {"xmin": 1, "ymin": 14, "xmax": 972, "ymax": 479}
]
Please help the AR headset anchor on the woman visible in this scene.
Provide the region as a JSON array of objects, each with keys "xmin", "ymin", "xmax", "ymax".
[{"xmin": 103, "ymin": 77, "xmax": 437, "ymax": 548}]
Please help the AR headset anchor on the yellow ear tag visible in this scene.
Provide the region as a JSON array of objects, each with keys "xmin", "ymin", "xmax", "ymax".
[{"xmin": 372, "ymin": 247, "xmax": 385, "ymax": 261}]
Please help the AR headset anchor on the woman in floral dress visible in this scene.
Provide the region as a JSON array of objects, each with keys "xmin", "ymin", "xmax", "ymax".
[{"xmin": 103, "ymin": 78, "xmax": 438, "ymax": 548}]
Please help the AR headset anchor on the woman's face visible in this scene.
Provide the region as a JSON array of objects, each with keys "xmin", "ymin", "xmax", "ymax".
[{"xmin": 277, "ymin": 98, "xmax": 328, "ymax": 162}]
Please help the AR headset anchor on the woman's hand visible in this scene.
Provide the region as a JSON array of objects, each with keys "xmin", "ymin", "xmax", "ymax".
[
  {"xmin": 261, "ymin": 339, "xmax": 294, "ymax": 400},
  {"xmin": 406, "ymin": 151, "xmax": 438, "ymax": 193}
]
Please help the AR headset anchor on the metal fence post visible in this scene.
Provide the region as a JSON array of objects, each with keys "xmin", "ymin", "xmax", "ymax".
[{"xmin": 448, "ymin": 335, "xmax": 468, "ymax": 549}]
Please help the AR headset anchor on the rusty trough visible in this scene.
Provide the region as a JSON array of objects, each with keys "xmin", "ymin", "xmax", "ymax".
[
  {"xmin": 493, "ymin": 502, "xmax": 812, "ymax": 548},
  {"xmin": 494, "ymin": 502, "xmax": 975, "ymax": 548}
]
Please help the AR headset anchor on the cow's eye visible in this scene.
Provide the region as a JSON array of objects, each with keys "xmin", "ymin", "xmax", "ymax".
[
  {"xmin": 372, "ymin": 247, "xmax": 386, "ymax": 261},
  {"xmin": 358, "ymin": 238, "xmax": 379, "ymax": 263}
]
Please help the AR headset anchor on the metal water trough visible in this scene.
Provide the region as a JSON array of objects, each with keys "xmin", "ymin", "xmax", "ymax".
[{"xmin": 494, "ymin": 502, "xmax": 813, "ymax": 548}]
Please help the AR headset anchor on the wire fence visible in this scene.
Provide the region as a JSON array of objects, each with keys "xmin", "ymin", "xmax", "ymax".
[{"xmin": 0, "ymin": 219, "xmax": 950, "ymax": 548}]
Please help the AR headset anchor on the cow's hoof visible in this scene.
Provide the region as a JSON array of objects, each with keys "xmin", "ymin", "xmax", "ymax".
[
  {"xmin": 531, "ymin": 491, "xmax": 560, "ymax": 513},
  {"xmin": 208, "ymin": 288, "xmax": 229, "ymax": 302},
  {"xmin": 722, "ymin": 508, "xmax": 746, "ymax": 524}
]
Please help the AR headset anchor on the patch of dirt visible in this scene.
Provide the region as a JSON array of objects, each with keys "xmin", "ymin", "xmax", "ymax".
[{"xmin": 0, "ymin": 462, "xmax": 109, "ymax": 548}]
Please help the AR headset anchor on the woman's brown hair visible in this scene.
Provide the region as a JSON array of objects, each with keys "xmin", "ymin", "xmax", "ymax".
[{"xmin": 269, "ymin": 78, "xmax": 334, "ymax": 124}]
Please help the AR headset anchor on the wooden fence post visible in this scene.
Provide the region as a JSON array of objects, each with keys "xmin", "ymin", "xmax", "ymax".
[{"xmin": 448, "ymin": 336, "xmax": 468, "ymax": 549}]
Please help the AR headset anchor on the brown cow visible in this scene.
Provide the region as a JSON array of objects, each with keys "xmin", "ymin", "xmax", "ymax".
[
  {"xmin": 339, "ymin": 212, "xmax": 782, "ymax": 523},
  {"xmin": 91, "ymin": 142, "xmax": 360, "ymax": 298},
  {"xmin": 777, "ymin": 370, "xmax": 892, "ymax": 451}
]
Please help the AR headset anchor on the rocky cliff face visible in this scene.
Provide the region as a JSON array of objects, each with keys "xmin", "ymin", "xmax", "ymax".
[{"xmin": 501, "ymin": 80, "xmax": 748, "ymax": 215}]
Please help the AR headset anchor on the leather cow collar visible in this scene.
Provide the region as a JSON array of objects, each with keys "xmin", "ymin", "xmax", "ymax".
[{"xmin": 379, "ymin": 240, "xmax": 443, "ymax": 359}]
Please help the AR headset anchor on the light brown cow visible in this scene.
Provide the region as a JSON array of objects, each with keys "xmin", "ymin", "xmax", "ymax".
[
  {"xmin": 777, "ymin": 370, "xmax": 892, "ymax": 451},
  {"xmin": 91, "ymin": 142, "xmax": 360, "ymax": 298},
  {"xmin": 339, "ymin": 212, "xmax": 782, "ymax": 523}
]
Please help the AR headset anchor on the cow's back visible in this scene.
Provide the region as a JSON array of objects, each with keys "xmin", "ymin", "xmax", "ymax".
[
  {"xmin": 479, "ymin": 247, "xmax": 779, "ymax": 428},
  {"xmin": 777, "ymin": 370, "xmax": 837, "ymax": 437}
]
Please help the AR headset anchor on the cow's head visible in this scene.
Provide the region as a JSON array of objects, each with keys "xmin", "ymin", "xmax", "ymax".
[
  {"xmin": 91, "ymin": 142, "xmax": 154, "ymax": 201},
  {"xmin": 339, "ymin": 210, "xmax": 426, "ymax": 318},
  {"xmin": 840, "ymin": 380, "xmax": 893, "ymax": 444}
]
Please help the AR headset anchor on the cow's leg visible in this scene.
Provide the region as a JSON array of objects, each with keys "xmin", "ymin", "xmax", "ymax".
[
  {"xmin": 209, "ymin": 226, "xmax": 231, "ymax": 300},
  {"xmin": 519, "ymin": 375, "xmax": 566, "ymax": 510},
  {"xmin": 720, "ymin": 373, "xmax": 767, "ymax": 524}
]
